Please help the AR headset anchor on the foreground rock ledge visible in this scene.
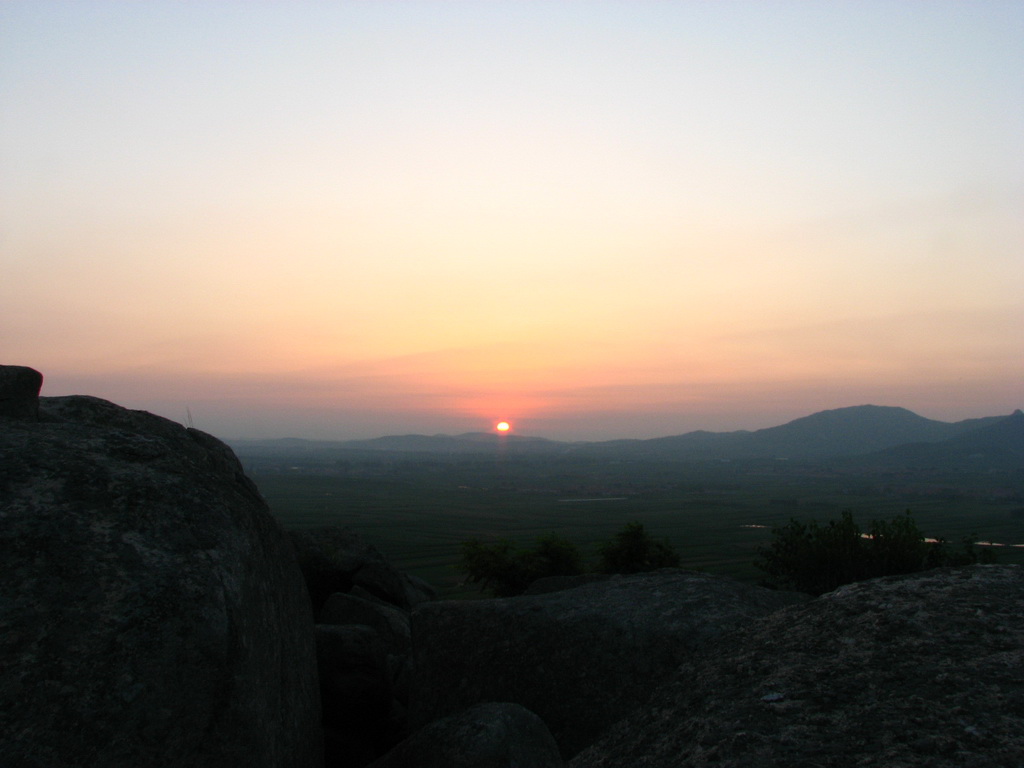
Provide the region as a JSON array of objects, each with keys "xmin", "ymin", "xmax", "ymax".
[
  {"xmin": 571, "ymin": 565, "xmax": 1024, "ymax": 768},
  {"xmin": 368, "ymin": 702, "xmax": 563, "ymax": 768},
  {"xmin": 0, "ymin": 392, "xmax": 321, "ymax": 768},
  {"xmin": 410, "ymin": 569, "xmax": 808, "ymax": 759}
]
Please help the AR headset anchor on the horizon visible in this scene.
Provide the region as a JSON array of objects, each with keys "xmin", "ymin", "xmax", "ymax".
[
  {"xmin": 223, "ymin": 403, "xmax": 1024, "ymax": 446},
  {"xmin": 27, "ymin": 369, "xmax": 1024, "ymax": 443},
  {"xmin": 204, "ymin": 402, "xmax": 1024, "ymax": 444},
  {"xmin": 3, "ymin": 2, "xmax": 1022, "ymax": 442}
]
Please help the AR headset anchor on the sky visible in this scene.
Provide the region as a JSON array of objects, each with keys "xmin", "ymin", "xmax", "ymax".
[{"xmin": 2, "ymin": 1, "xmax": 1022, "ymax": 441}]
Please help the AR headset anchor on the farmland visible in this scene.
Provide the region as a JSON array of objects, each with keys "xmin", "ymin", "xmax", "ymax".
[{"xmin": 248, "ymin": 453, "xmax": 1024, "ymax": 599}]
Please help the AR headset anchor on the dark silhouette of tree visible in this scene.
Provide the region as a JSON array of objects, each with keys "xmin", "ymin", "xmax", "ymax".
[
  {"xmin": 459, "ymin": 522, "xmax": 683, "ymax": 596},
  {"xmin": 597, "ymin": 521, "xmax": 680, "ymax": 574},
  {"xmin": 756, "ymin": 509, "xmax": 994, "ymax": 596},
  {"xmin": 459, "ymin": 532, "xmax": 583, "ymax": 597}
]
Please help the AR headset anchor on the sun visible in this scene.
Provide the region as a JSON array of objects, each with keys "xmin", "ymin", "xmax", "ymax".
[{"xmin": 495, "ymin": 421, "xmax": 511, "ymax": 433}]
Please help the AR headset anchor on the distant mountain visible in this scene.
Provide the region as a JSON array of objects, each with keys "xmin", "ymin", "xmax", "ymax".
[
  {"xmin": 228, "ymin": 405, "xmax": 1020, "ymax": 466},
  {"xmin": 843, "ymin": 409, "xmax": 1024, "ymax": 472},
  {"xmin": 591, "ymin": 429, "xmax": 750, "ymax": 459},
  {"xmin": 725, "ymin": 405, "xmax": 977, "ymax": 460},
  {"xmin": 330, "ymin": 432, "xmax": 565, "ymax": 455},
  {"xmin": 228, "ymin": 431, "xmax": 569, "ymax": 458},
  {"xmin": 580, "ymin": 405, "xmax": 1003, "ymax": 462}
]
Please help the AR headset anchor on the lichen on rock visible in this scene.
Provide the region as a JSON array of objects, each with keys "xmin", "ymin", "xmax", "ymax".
[
  {"xmin": 0, "ymin": 375, "xmax": 322, "ymax": 768},
  {"xmin": 571, "ymin": 565, "xmax": 1024, "ymax": 768}
]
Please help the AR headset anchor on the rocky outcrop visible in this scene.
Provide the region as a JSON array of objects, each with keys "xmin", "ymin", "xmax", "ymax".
[
  {"xmin": 409, "ymin": 569, "xmax": 808, "ymax": 759},
  {"xmin": 367, "ymin": 703, "xmax": 563, "ymax": 768},
  {"xmin": 288, "ymin": 527, "xmax": 436, "ymax": 766},
  {"xmin": 289, "ymin": 526, "xmax": 436, "ymax": 616},
  {"xmin": 317, "ymin": 624, "xmax": 397, "ymax": 766},
  {"xmin": 522, "ymin": 572, "xmax": 611, "ymax": 595},
  {"xmin": 322, "ymin": 592, "xmax": 413, "ymax": 706},
  {"xmin": 0, "ymin": 364, "xmax": 43, "ymax": 419},
  {"xmin": 571, "ymin": 565, "xmax": 1024, "ymax": 768},
  {"xmin": 322, "ymin": 592, "xmax": 413, "ymax": 659},
  {"xmin": 13, "ymin": 369, "xmax": 1020, "ymax": 767},
  {"xmin": 0, "ymin": 374, "xmax": 321, "ymax": 768}
]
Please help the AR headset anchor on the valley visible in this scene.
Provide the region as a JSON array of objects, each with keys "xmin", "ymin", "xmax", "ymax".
[{"xmin": 233, "ymin": 406, "xmax": 1024, "ymax": 598}]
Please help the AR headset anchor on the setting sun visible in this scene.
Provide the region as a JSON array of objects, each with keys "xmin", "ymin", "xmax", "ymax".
[{"xmin": 1, "ymin": 3, "xmax": 1020, "ymax": 442}]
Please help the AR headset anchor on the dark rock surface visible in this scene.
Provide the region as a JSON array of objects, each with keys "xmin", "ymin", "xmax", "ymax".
[
  {"xmin": 0, "ymin": 364, "xmax": 43, "ymax": 419},
  {"xmin": 1, "ymin": 391, "xmax": 321, "ymax": 768},
  {"xmin": 316, "ymin": 613, "xmax": 412, "ymax": 767},
  {"xmin": 367, "ymin": 702, "xmax": 563, "ymax": 768},
  {"xmin": 571, "ymin": 565, "xmax": 1024, "ymax": 768},
  {"xmin": 321, "ymin": 591, "xmax": 413, "ymax": 707},
  {"xmin": 290, "ymin": 527, "xmax": 436, "ymax": 765},
  {"xmin": 410, "ymin": 569, "xmax": 808, "ymax": 759},
  {"xmin": 317, "ymin": 624, "xmax": 397, "ymax": 767},
  {"xmin": 289, "ymin": 526, "xmax": 436, "ymax": 616},
  {"xmin": 321, "ymin": 592, "xmax": 412, "ymax": 658},
  {"xmin": 522, "ymin": 572, "xmax": 612, "ymax": 595}
]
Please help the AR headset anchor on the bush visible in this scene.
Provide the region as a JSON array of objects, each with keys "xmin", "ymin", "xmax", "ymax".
[
  {"xmin": 756, "ymin": 509, "xmax": 995, "ymax": 596},
  {"xmin": 458, "ymin": 522, "xmax": 683, "ymax": 595},
  {"xmin": 597, "ymin": 521, "xmax": 680, "ymax": 574},
  {"xmin": 459, "ymin": 533, "xmax": 584, "ymax": 597}
]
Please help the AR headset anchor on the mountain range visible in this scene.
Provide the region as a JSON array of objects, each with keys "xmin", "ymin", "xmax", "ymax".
[{"xmin": 229, "ymin": 405, "xmax": 1024, "ymax": 470}]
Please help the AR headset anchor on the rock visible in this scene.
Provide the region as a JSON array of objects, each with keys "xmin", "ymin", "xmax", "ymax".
[
  {"xmin": 315, "ymin": 620, "xmax": 415, "ymax": 767},
  {"xmin": 397, "ymin": 572, "xmax": 437, "ymax": 608},
  {"xmin": 299, "ymin": 538, "xmax": 436, "ymax": 765},
  {"xmin": 523, "ymin": 572, "xmax": 611, "ymax": 595},
  {"xmin": 0, "ymin": 393, "xmax": 321, "ymax": 768},
  {"xmin": 321, "ymin": 592, "xmax": 415, "ymax": 732},
  {"xmin": 317, "ymin": 624, "xmax": 391, "ymax": 722},
  {"xmin": 353, "ymin": 559, "xmax": 433, "ymax": 611},
  {"xmin": 571, "ymin": 565, "xmax": 1024, "ymax": 768},
  {"xmin": 0, "ymin": 364, "xmax": 43, "ymax": 419},
  {"xmin": 410, "ymin": 569, "xmax": 807, "ymax": 759},
  {"xmin": 289, "ymin": 526, "xmax": 436, "ymax": 616},
  {"xmin": 321, "ymin": 592, "xmax": 412, "ymax": 659},
  {"xmin": 317, "ymin": 624, "xmax": 396, "ymax": 766},
  {"xmin": 318, "ymin": 595, "xmax": 416, "ymax": 764},
  {"xmin": 367, "ymin": 702, "xmax": 563, "ymax": 768}
]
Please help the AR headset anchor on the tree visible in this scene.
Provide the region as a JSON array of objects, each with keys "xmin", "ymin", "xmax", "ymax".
[
  {"xmin": 459, "ymin": 532, "xmax": 584, "ymax": 597},
  {"xmin": 531, "ymin": 532, "xmax": 585, "ymax": 580},
  {"xmin": 459, "ymin": 538, "xmax": 528, "ymax": 597},
  {"xmin": 597, "ymin": 521, "xmax": 680, "ymax": 574},
  {"xmin": 756, "ymin": 509, "xmax": 994, "ymax": 596}
]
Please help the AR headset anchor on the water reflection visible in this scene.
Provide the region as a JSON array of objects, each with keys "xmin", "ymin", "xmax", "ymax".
[{"xmin": 741, "ymin": 525, "xmax": 1024, "ymax": 548}]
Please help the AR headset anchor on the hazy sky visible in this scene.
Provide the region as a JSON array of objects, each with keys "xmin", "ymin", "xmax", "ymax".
[{"xmin": 2, "ymin": 1, "xmax": 1022, "ymax": 440}]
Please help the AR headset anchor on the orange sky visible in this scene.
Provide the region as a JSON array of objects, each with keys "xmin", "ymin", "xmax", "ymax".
[{"xmin": 2, "ymin": 2, "xmax": 1022, "ymax": 439}]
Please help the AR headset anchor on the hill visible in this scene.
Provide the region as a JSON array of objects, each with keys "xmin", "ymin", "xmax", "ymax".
[
  {"xmin": 843, "ymin": 409, "xmax": 1024, "ymax": 472},
  {"xmin": 228, "ymin": 405, "xmax": 1020, "ymax": 467}
]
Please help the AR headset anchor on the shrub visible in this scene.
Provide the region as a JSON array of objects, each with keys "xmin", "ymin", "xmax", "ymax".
[
  {"xmin": 597, "ymin": 521, "xmax": 680, "ymax": 574},
  {"xmin": 459, "ymin": 532, "xmax": 584, "ymax": 597},
  {"xmin": 756, "ymin": 509, "xmax": 995, "ymax": 595},
  {"xmin": 458, "ymin": 522, "xmax": 684, "ymax": 595}
]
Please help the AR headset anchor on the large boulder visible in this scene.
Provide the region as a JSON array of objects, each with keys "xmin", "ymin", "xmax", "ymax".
[
  {"xmin": 321, "ymin": 591, "xmax": 414, "ymax": 706},
  {"xmin": 304, "ymin": 540, "xmax": 436, "ymax": 766},
  {"xmin": 321, "ymin": 592, "xmax": 412, "ymax": 659},
  {"xmin": 317, "ymin": 592, "xmax": 419, "ymax": 766},
  {"xmin": 317, "ymin": 624, "xmax": 397, "ymax": 767},
  {"xmin": 571, "ymin": 565, "xmax": 1024, "ymax": 768},
  {"xmin": 0, "ymin": 364, "xmax": 43, "ymax": 419},
  {"xmin": 289, "ymin": 527, "xmax": 436, "ymax": 616},
  {"xmin": 367, "ymin": 702, "xmax": 562, "ymax": 768},
  {"xmin": 410, "ymin": 569, "xmax": 807, "ymax": 759},
  {"xmin": 0, "ymin": 387, "xmax": 321, "ymax": 768}
]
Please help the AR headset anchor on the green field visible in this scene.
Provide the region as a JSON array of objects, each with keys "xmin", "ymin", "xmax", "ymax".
[{"xmin": 253, "ymin": 466, "xmax": 1024, "ymax": 599}]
